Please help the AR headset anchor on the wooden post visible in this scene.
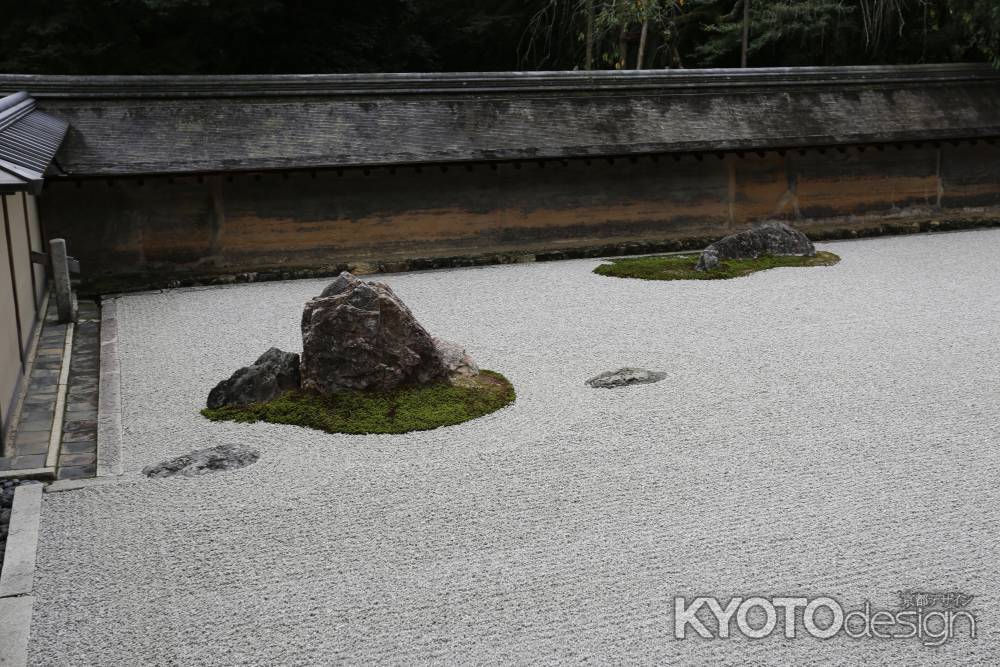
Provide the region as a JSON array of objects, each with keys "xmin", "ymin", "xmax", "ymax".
[
  {"xmin": 49, "ymin": 238, "xmax": 76, "ymax": 323},
  {"xmin": 637, "ymin": 20, "xmax": 649, "ymax": 69}
]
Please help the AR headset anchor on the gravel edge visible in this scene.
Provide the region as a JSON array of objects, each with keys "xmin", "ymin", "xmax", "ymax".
[{"xmin": 97, "ymin": 298, "xmax": 123, "ymax": 477}]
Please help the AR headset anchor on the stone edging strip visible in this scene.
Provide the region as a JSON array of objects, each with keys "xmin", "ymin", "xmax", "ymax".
[
  {"xmin": 44, "ymin": 322, "xmax": 74, "ymax": 470},
  {"xmin": 45, "ymin": 477, "xmax": 124, "ymax": 493},
  {"xmin": 97, "ymin": 298, "xmax": 123, "ymax": 477},
  {"xmin": 0, "ymin": 468, "xmax": 55, "ymax": 482},
  {"xmin": 0, "ymin": 484, "xmax": 43, "ymax": 597},
  {"xmin": 0, "ymin": 596, "xmax": 33, "ymax": 667},
  {"xmin": 0, "ymin": 483, "xmax": 44, "ymax": 667}
]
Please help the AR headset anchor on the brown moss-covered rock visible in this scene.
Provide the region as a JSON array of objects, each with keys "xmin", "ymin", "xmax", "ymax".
[
  {"xmin": 696, "ymin": 222, "xmax": 815, "ymax": 271},
  {"xmin": 300, "ymin": 272, "xmax": 448, "ymax": 394}
]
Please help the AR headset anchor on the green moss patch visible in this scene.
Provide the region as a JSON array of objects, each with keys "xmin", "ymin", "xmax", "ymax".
[
  {"xmin": 594, "ymin": 251, "xmax": 841, "ymax": 281},
  {"xmin": 201, "ymin": 370, "xmax": 515, "ymax": 435}
]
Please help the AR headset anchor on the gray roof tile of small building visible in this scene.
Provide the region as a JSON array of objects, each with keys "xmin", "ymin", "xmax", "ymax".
[
  {"xmin": 0, "ymin": 64, "xmax": 998, "ymax": 177},
  {"xmin": 0, "ymin": 91, "xmax": 70, "ymax": 193}
]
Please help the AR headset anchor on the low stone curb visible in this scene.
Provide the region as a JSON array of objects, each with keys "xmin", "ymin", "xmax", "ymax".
[
  {"xmin": 0, "ymin": 483, "xmax": 43, "ymax": 667},
  {"xmin": 45, "ymin": 477, "xmax": 125, "ymax": 493},
  {"xmin": 0, "ymin": 468, "xmax": 55, "ymax": 482},
  {"xmin": 45, "ymin": 322, "xmax": 74, "ymax": 470},
  {"xmin": 97, "ymin": 298, "xmax": 123, "ymax": 477},
  {"xmin": 0, "ymin": 484, "xmax": 43, "ymax": 597},
  {"xmin": 0, "ymin": 596, "xmax": 33, "ymax": 667}
]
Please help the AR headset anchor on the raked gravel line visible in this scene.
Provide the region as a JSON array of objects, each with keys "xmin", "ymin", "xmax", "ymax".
[{"xmin": 27, "ymin": 230, "xmax": 1000, "ymax": 665}]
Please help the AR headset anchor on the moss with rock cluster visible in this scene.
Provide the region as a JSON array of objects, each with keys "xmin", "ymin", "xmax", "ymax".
[
  {"xmin": 594, "ymin": 251, "xmax": 841, "ymax": 281},
  {"xmin": 202, "ymin": 370, "xmax": 515, "ymax": 435}
]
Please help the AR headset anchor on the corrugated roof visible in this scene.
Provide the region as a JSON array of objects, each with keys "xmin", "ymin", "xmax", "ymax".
[
  {"xmin": 0, "ymin": 91, "xmax": 69, "ymax": 194},
  {"xmin": 0, "ymin": 64, "xmax": 998, "ymax": 177}
]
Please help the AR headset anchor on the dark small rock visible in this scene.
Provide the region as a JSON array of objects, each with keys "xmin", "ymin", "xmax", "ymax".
[
  {"xmin": 207, "ymin": 348, "xmax": 301, "ymax": 409},
  {"xmin": 142, "ymin": 444, "xmax": 260, "ymax": 478},
  {"xmin": 587, "ymin": 368, "xmax": 667, "ymax": 389},
  {"xmin": 696, "ymin": 221, "xmax": 815, "ymax": 271}
]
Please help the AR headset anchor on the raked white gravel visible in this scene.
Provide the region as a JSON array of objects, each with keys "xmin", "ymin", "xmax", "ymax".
[{"xmin": 28, "ymin": 229, "xmax": 1000, "ymax": 665}]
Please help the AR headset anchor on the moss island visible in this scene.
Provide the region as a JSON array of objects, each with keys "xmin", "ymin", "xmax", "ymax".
[
  {"xmin": 594, "ymin": 251, "xmax": 841, "ymax": 281},
  {"xmin": 202, "ymin": 370, "xmax": 515, "ymax": 435}
]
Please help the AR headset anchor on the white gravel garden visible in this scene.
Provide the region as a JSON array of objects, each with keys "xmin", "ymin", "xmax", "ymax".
[{"xmin": 26, "ymin": 229, "xmax": 1000, "ymax": 665}]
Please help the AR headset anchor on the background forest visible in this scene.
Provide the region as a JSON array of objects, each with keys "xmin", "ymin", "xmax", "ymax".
[{"xmin": 0, "ymin": 0, "xmax": 997, "ymax": 74}]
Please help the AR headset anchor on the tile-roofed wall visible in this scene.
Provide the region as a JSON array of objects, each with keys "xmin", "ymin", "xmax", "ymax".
[
  {"xmin": 0, "ymin": 92, "xmax": 69, "ymax": 194},
  {"xmin": 1, "ymin": 64, "xmax": 998, "ymax": 177}
]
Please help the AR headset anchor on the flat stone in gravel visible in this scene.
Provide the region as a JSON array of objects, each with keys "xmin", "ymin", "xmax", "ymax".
[
  {"xmin": 142, "ymin": 445, "xmax": 260, "ymax": 479},
  {"xmin": 586, "ymin": 367, "xmax": 666, "ymax": 388}
]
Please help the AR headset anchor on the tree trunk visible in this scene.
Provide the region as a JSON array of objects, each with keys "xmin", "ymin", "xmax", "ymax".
[
  {"xmin": 618, "ymin": 25, "xmax": 628, "ymax": 69},
  {"xmin": 741, "ymin": 0, "xmax": 750, "ymax": 68},
  {"xmin": 636, "ymin": 19, "xmax": 649, "ymax": 69},
  {"xmin": 585, "ymin": 0, "xmax": 595, "ymax": 70}
]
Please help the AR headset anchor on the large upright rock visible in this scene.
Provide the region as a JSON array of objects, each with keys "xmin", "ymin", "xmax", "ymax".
[
  {"xmin": 207, "ymin": 347, "xmax": 301, "ymax": 408},
  {"xmin": 301, "ymin": 272, "xmax": 448, "ymax": 393},
  {"xmin": 143, "ymin": 445, "xmax": 260, "ymax": 478},
  {"xmin": 696, "ymin": 222, "xmax": 815, "ymax": 271}
]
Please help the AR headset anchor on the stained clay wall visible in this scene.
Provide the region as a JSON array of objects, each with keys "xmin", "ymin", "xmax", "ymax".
[{"xmin": 37, "ymin": 142, "xmax": 1000, "ymax": 289}]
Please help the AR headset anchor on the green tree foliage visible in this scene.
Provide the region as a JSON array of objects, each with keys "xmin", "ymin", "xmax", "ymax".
[
  {"xmin": 418, "ymin": 1, "xmax": 547, "ymax": 71},
  {"xmin": 687, "ymin": 0, "xmax": 989, "ymax": 67},
  {"xmin": 953, "ymin": 0, "xmax": 1000, "ymax": 66},
  {"xmin": 592, "ymin": 0, "xmax": 682, "ymax": 68},
  {"xmin": 0, "ymin": 0, "xmax": 996, "ymax": 73},
  {"xmin": 521, "ymin": 0, "xmax": 688, "ymax": 69},
  {"xmin": 692, "ymin": 0, "xmax": 858, "ymax": 66}
]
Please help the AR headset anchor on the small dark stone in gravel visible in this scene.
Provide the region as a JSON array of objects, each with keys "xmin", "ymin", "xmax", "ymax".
[
  {"xmin": 586, "ymin": 368, "xmax": 667, "ymax": 389},
  {"xmin": 142, "ymin": 444, "xmax": 260, "ymax": 479},
  {"xmin": 207, "ymin": 348, "xmax": 301, "ymax": 409}
]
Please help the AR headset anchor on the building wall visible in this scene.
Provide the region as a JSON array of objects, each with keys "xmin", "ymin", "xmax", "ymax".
[
  {"xmin": 1, "ymin": 192, "xmax": 46, "ymax": 452},
  {"xmin": 39, "ymin": 142, "xmax": 1000, "ymax": 288}
]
